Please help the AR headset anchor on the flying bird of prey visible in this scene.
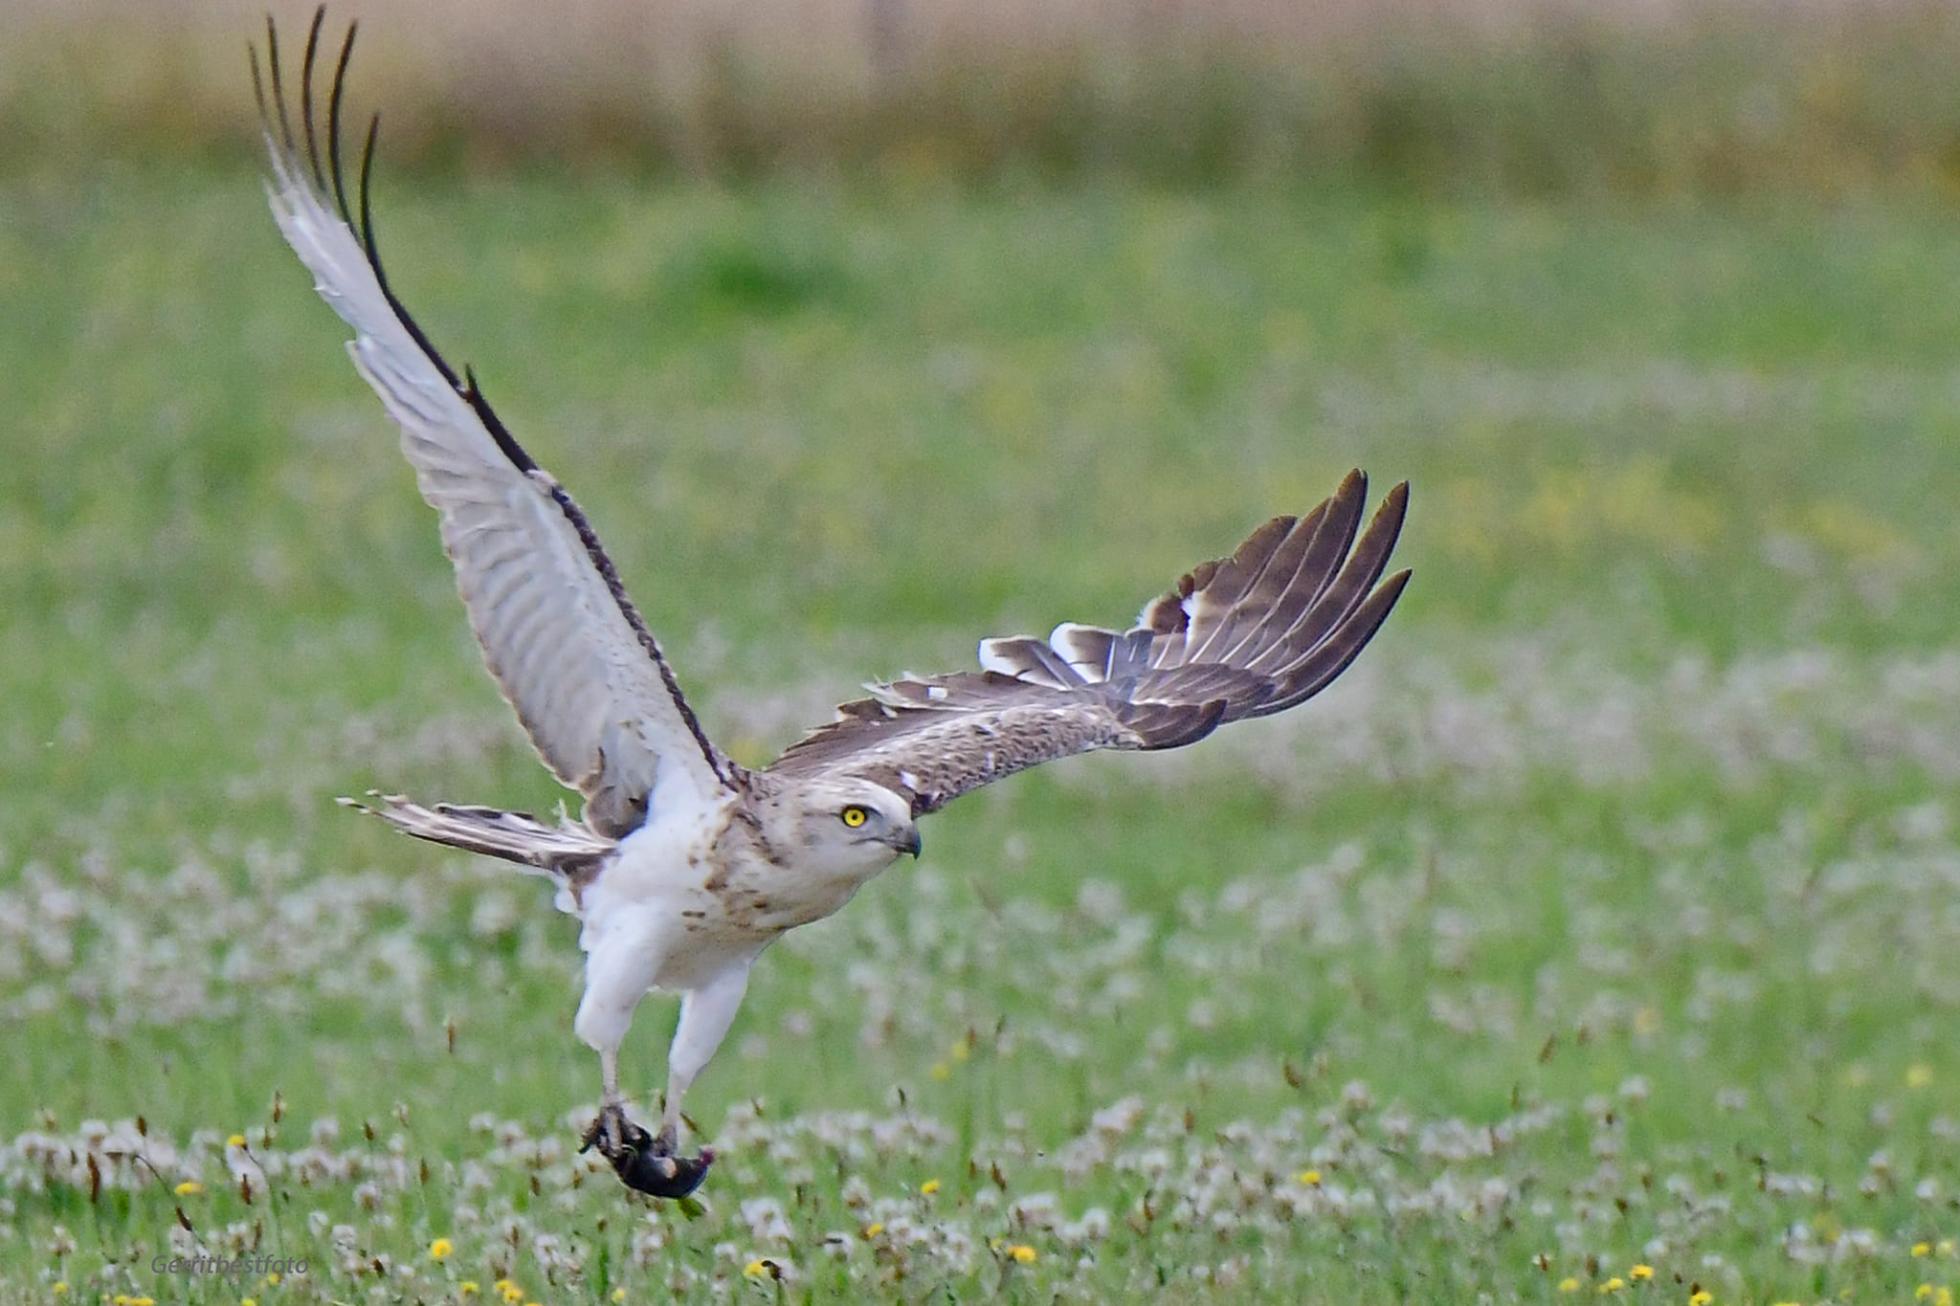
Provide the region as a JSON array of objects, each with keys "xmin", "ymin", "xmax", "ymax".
[{"xmin": 253, "ymin": 10, "xmax": 1411, "ymax": 1199}]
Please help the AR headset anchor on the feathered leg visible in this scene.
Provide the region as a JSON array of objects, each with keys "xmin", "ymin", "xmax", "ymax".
[
  {"xmin": 656, "ymin": 962, "xmax": 752, "ymax": 1150},
  {"xmin": 571, "ymin": 910, "xmax": 744, "ymax": 1199},
  {"xmin": 572, "ymin": 912, "xmax": 713, "ymax": 1197}
]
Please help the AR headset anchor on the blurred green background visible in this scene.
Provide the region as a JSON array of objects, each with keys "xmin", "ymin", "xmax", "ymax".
[{"xmin": 4, "ymin": 2, "xmax": 1959, "ymax": 1302}]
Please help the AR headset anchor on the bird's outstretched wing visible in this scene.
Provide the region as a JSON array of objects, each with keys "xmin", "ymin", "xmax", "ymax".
[
  {"xmin": 766, "ymin": 470, "xmax": 1410, "ymax": 814},
  {"xmin": 254, "ymin": 10, "xmax": 735, "ymax": 834}
]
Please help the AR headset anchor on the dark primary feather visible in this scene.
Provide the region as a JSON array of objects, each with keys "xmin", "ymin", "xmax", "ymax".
[{"xmin": 767, "ymin": 470, "xmax": 1411, "ymax": 815}]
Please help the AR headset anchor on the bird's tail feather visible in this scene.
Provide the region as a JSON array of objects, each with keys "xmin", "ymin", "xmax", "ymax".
[{"xmin": 339, "ymin": 791, "xmax": 615, "ymax": 876}]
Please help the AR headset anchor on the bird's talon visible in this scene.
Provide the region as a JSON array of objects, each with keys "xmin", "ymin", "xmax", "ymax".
[
  {"xmin": 579, "ymin": 1108, "xmax": 712, "ymax": 1199},
  {"xmin": 582, "ymin": 1102, "xmax": 632, "ymax": 1156}
]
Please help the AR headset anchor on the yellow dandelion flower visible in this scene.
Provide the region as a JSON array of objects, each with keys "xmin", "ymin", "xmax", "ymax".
[
  {"xmin": 127, "ymin": 1299, "xmax": 156, "ymax": 1306},
  {"xmin": 951, "ymin": 1036, "xmax": 971, "ymax": 1062},
  {"xmin": 227, "ymin": 1133, "xmax": 247, "ymax": 1148},
  {"xmin": 1599, "ymin": 1277, "xmax": 1626, "ymax": 1294},
  {"xmin": 929, "ymin": 1061, "xmax": 951, "ymax": 1082},
  {"xmin": 497, "ymin": 1280, "xmax": 524, "ymax": 1304},
  {"xmin": 863, "ymin": 1222, "xmax": 885, "ymax": 1239},
  {"xmin": 242, "ymin": 1300, "xmax": 257, "ymax": 1306},
  {"xmin": 1009, "ymin": 1244, "xmax": 1037, "ymax": 1264},
  {"xmin": 1907, "ymin": 1064, "xmax": 1934, "ymax": 1089},
  {"xmin": 52, "ymin": 1286, "xmax": 68, "ymax": 1298},
  {"xmin": 263, "ymin": 1273, "xmax": 281, "ymax": 1287},
  {"xmin": 1935, "ymin": 1288, "xmax": 1953, "ymax": 1306},
  {"xmin": 1689, "ymin": 1292, "xmax": 1712, "ymax": 1306},
  {"xmin": 1298, "ymin": 1169, "xmax": 1323, "ymax": 1186},
  {"xmin": 1916, "ymin": 1243, "xmax": 1934, "ymax": 1258},
  {"xmin": 920, "ymin": 1178, "xmax": 941, "ymax": 1195},
  {"xmin": 460, "ymin": 1287, "xmax": 480, "ymax": 1299},
  {"xmin": 1915, "ymin": 1288, "xmax": 1933, "ymax": 1301},
  {"xmin": 172, "ymin": 1181, "xmax": 203, "ymax": 1197},
  {"xmin": 611, "ymin": 1290, "xmax": 625, "ymax": 1303},
  {"xmin": 1629, "ymin": 1265, "xmax": 1654, "ymax": 1282},
  {"xmin": 430, "ymin": 1237, "xmax": 455, "ymax": 1262},
  {"xmin": 1559, "ymin": 1279, "xmax": 1582, "ymax": 1294},
  {"xmin": 743, "ymin": 1259, "xmax": 771, "ymax": 1279}
]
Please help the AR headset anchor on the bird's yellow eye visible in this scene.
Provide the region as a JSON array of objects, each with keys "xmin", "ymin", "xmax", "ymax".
[{"xmin": 840, "ymin": 805, "xmax": 869, "ymax": 829}]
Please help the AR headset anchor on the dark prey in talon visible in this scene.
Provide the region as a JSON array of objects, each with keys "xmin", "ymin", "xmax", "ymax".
[
  {"xmin": 580, "ymin": 1107, "xmax": 715, "ymax": 1200},
  {"xmin": 251, "ymin": 8, "xmax": 1411, "ymax": 1204}
]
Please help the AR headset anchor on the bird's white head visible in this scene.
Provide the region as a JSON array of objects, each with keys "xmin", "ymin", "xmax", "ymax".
[{"xmin": 769, "ymin": 777, "xmax": 921, "ymax": 880}]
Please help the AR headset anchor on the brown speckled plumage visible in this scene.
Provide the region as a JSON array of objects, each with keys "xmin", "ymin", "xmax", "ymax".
[{"xmin": 765, "ymin": 471, "xmax": 1409, "ymax": 815}]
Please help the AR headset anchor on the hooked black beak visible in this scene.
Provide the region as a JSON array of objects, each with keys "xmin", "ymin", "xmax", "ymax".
[{"xmin": 896, "ymin": 827, "xmax": 922, "ymax": 859}]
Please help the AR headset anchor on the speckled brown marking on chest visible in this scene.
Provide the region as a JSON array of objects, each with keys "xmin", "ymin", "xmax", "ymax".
[
  {"xmin": 700, "ymin": 808, "xmax": 742, "ymax": 893},
  {"xmin": 564, "ymin": 862, "xmax": 601, "ymax": 912}
]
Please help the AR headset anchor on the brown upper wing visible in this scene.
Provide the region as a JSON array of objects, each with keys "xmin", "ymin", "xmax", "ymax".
[{"xmin": 765, "ymin": 470, "xmax": 1410, "ymax": 814}]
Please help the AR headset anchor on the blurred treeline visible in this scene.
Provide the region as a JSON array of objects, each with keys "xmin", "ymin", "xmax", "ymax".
[{"xmin": 10, "ymin": 0, "xmax": 1960, "ymax": 194}]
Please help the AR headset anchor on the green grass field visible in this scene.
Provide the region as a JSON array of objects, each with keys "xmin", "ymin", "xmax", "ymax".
[{"xmin": 4, "ymin": 166, "xmax": 1960, "ymax": 1302}]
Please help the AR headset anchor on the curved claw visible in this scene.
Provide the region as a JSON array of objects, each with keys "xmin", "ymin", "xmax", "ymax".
[{"xmin": 581, "ymin": 1109, "xmax": 715, "ymax": 1199}]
